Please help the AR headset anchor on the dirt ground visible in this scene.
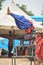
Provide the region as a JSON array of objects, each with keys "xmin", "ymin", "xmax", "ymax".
[{"xmin": 0, "ymin": 58, "xmax": 35, "ymax": 65}]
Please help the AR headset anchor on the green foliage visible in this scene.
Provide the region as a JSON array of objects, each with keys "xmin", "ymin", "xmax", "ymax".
[
  {"xmin": 16, "ymin": 4, "xmax": 34, "ymax": 16},
  {"xmin": 0, "ymin": 1, "xmax": 2, "ymax": 10},
  {"xmin": 0, "ymin": 0, "xmax": 5, "ymax": 10}
]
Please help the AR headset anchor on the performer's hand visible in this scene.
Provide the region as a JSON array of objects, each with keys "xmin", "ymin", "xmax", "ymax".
[{"xmin": 7, "ymin": 7, "xmax": 11, "ymax": 15}]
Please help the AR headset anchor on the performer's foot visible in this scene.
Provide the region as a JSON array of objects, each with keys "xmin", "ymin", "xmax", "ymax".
[
  {"xmin": 8, "ymin": 53, "xmax": 12, "ymax": 57},
  {"xmin": 7, "ymin": 7, "xmax": 11, "ymax": 15}
]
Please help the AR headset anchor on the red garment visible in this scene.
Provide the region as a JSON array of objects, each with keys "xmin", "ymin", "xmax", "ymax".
[
  {"xmin": 35, "ymin": 36, "xmax": 43, "ymax": 60},
  {"xmin": 25, "ymin": 25, "xmax": 34, "ymax": 34},
  {"xmin": 35, "ymin": 35, "xmax": 41, "ymax": 44},
  {"xmin": 25, "ymin": 20, "xmax": 35, "ymax": 34}
]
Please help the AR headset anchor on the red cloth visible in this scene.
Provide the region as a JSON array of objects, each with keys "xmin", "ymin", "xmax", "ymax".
[
  {"xmin": 25, "ymin": 20, "xmax": 35, "ymax": 34},
  {"xmin": 35, "ymin": 35, "xmax": 40, "ymax": 44},
  {"xmin": 35, "ymin": 37, "xmax": 43, "ymax": 60},
  {"xmin": 25, "ymin": 25, "xmax": 35, "ymax": 34}
]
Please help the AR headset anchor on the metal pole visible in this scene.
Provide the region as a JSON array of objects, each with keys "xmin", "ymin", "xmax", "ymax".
[
  {"xmin": 14, "ymin": 58, "xmax": 16, "ymax": 65},
  {"xmin": 12, "ymin": 58, "xmax": 13, "ymax": 65},
  {"xmin": 41, "ymin": 20, "xmax": 43, "ymax": 25},
  {"xmin": 30, "ymin": 60, "xmax": 32, "ymax": 65}
]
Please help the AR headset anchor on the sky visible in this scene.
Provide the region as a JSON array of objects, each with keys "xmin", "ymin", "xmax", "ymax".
[
  {"xmin": 14, "ymin": 0, "xmax": 43, "ymax": 16},
  {"xmin": 1, "ymin": 0, "xmax": 43, "ymax": 16}
]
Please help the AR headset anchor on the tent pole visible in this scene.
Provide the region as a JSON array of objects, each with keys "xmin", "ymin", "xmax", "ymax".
[{"xmin": 42, "ymin": 20, "xmax": 43, "ymax": 25}]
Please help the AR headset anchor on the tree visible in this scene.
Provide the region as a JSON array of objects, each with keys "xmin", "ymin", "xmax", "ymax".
[
  {"xmin": 16, "ymin": 4, "xmax": 34, "ymax": 16},
  {"xmin": 0, "ymin": 0, "xmax": 5, "ymax": 10}
]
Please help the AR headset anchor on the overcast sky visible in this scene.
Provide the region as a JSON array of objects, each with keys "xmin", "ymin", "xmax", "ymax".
[
  {"xmin": 2, "ymin": 0, "xmax": 43, "ymax": 16},
  {"xmin": 15, "ymin": 0, "xmax": 43, "ymax": 16}
]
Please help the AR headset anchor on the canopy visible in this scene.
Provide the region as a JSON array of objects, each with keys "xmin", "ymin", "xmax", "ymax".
[{"xmin": 0, "ymin": 0, "xmax": 43, "ymax": 35}]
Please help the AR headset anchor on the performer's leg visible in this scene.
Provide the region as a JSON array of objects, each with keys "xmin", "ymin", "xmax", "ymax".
[
  {"xmin": 8, "ymin": 43, "xmax": 13, "ymax": 57},
  {"xmin": 8, "ymin": 31, "xmax": 13, "ymax": 57}
]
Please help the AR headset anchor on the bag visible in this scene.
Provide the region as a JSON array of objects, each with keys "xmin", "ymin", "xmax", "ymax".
[{"xmin": 35, "ymin": 38, "xmax": 43, "ymax": 60}]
